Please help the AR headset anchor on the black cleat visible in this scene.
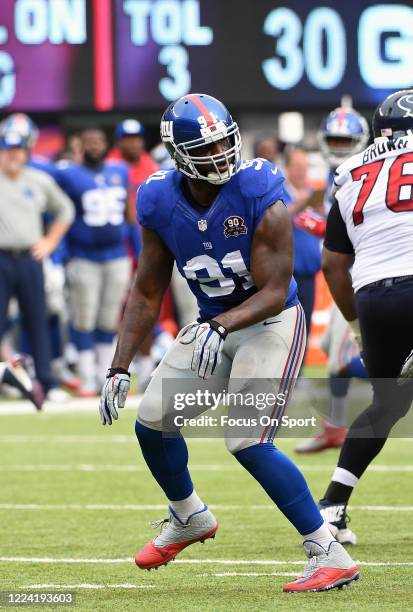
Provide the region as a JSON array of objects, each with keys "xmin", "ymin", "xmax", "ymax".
[{"xmin": 319, "ymin": 500, "xmax": 356, "ymax": 545}]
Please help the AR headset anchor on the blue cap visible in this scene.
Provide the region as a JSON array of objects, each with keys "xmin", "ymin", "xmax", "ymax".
[
  {"xmin": 0, "ymin": 130, "xmax": 29, "ymax": 150},
  {"xmin": 114, "ymin": 119, "xmax": 145, "ymax": 140}
]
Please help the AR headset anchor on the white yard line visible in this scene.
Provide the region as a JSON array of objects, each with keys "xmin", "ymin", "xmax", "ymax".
[
  {"xmin": 0, "ymin": 435, "xmax": 135, "ymax": 443},
  {"xmin": 22, "ymin": 583, "xmax": 155, "ymax": 590},
  {"xmin": 0, "ymin": 463, "xmax": 412, "ymax": 473},
  {"xmin": 1, "ymin": 434, "xmax": 411, "ymax": 444},
  {"xmin": 199, "ymin": 572, "xmax": 298, "ymax": 577},
  {"xmin": 0, "ymin": 435, "xmax": 220, "ymax": 443},
  {"xmin": 0, "ymin": 557, "xmax": 411, "ymax": 567},
  {"xmin": 0, "ymin": 399, "xmax": 138, "ymax": 416},
  {"xmin": 176, "ymin": 559, "xmax": 413, "ymax": 567},
  {"xmin": 0, "ymin": 503, "xmax": 412, "ymax": 512},
  {"xmin": 22, "ymin": 576, "xmax": 298, "ymax": 586},
  {"xmin": 0, "ymin": 557, "xmax": 132, "ymax": 564},
  {"xmin": 0, "ymin": 503, "xmax": 166, "ymax": 510},
  {"xmin": 0, "ymin": 464, "xmax": 147, "ymax": 472}
]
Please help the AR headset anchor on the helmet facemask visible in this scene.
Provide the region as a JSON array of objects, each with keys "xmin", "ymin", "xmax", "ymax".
[
  {"xmin": 168, "ymin": 121, "xmax": 242, "ymax": 185},
  {"xmin": 318, "ymin": 108, "xmax": 369, "ymax": 168},
  {"xmin": 319, "ymin": 133, "xmax": 368, "ymax": 168}
]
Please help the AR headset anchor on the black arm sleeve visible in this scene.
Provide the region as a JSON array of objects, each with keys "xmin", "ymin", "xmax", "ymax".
[{"xmin": 324, "ymin": 199, "xmax": 354, "ymax": 254}]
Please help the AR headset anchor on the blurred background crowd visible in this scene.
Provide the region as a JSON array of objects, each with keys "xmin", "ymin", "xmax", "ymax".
[
  {"xmin": 1, "ymin": 0, "xmax": 410, "ymax": 454},
  {"xmin": 0, "ymin": 114, "xmax": 185, "ymax": 403},
  {"xmin": 0, "ymin": 104, "xmax": 365, "ymax": 406}
]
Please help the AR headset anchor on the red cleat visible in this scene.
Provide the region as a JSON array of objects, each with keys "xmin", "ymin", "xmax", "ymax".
[
  {"xmin": 61, "ymin": 376, "xmax": 81, "ymax": 392},
  {"xmin": 295, "ymin": 419, "xmax": 348, "ymax": 453},
  {"xmin": 283, "ymin": 541, "xmax": 359, "ymax": 593},
  {"xmin": 77, "ymin": 387, "xmax": 96, "ymax": 398},
  {"xmin": 52, "ymin": 360, "xmax": 81, "ymax": 392},
  {"xmin": 135, "ymin": 506, "xmax": 218, "ymax": 570}
]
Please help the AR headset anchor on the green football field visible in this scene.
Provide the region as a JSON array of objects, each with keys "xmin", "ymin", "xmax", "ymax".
[{"xmin": 0, "ymin": 401, "xmax": 412, "ymax": 612}]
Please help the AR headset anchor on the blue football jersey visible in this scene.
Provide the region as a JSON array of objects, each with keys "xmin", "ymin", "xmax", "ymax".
[
  {"xmin": 137, "ymin": 159, "xmax": 298, "ymax": 321},
  {"xmin": 56, "ymin": 161, "xmax": 129, "ymax": 261}
]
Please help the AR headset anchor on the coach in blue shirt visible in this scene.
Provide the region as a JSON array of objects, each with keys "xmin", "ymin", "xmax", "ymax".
[{"xmin": 284, "ymin": 148, "xmax": 321, "ymax": 336}]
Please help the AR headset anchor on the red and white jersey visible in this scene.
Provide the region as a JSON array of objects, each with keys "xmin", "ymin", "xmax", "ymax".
[{"xmin": 334, "ymin": 136, "xmax": 413, "ymax": 292}]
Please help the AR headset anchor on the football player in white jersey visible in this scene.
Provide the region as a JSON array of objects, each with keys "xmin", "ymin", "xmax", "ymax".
[
  {"xmin": 295, "ymin": 105, "xmax": 369, "ymax": 455},
  {"xmin": 318, "ymin": 89, "xmax": 413, "ymax": 543}
]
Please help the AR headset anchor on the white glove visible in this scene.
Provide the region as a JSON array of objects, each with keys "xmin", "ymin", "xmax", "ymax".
[
  {"xmin": 398, "ymin": 349, "xmax": 413, "ymax": 386},
  {"xmin": 180, "ymin": 320, "xmax": 228, "ymax": 379},
  {"xmin": 99, "ymin": 368, "xmax": 130, "ymax": 425}
]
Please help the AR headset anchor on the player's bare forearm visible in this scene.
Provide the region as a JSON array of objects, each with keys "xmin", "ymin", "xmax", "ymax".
[
  {"xmin": 111, "ymin": 288, "xmax": 160, "ymax": 370},
  {"xmin": 214, "ymin": 202, "xmax": 293, "ymax": 332},
  {"xmin": 213, "ymin": 286, "xmax": 287, "ymax": 333},
  {"xmin": 111, "ymin": 227, "xmax": 174, "ymax": 370},
  {"xmin": 322, "ymin": 247, "xmax": 357, "ymax": 321}
]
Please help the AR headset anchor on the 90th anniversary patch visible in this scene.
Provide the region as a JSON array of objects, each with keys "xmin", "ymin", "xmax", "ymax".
[{"xmin": 223, "ymin": 215, "xmax": 247, "ymax": 238}]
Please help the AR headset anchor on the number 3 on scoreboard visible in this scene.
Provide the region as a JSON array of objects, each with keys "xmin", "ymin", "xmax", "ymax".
[{"xmin": 351, "ymin": 152, "xmax": 413, "ymax": 226}]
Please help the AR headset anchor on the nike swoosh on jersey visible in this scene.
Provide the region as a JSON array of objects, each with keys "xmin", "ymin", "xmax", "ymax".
[{"xmin": 263, "ymin": 320, "xmax": 281, "ymax": 325}]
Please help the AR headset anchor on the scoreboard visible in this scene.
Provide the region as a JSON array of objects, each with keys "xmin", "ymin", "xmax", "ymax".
[{"xmin": 1, "ymin": 0, "xmax": 413, "ymax": 111}]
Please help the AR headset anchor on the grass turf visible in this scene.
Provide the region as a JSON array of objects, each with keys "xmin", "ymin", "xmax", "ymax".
[{"xmin": 0, "ymin": 404, "xmax": 412, "ymax": 611}]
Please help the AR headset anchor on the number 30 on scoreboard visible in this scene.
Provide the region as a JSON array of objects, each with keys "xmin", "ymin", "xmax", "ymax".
[{"xmin": 263, "ymin": 5, "xmax": 413, "ymax": 91}]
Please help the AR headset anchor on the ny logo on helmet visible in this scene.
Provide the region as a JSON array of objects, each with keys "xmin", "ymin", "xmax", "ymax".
[{"xmin": 161, "ymin": 121, "xmax": 174, "ymax": 142}]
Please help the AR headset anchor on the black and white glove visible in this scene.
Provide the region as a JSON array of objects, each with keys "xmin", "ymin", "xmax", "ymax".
[
  {"xmin": 398, "ymin": 348, "xmax": 413, "ymax": 386},
  {"xmin": 180, "ymin": 320, "xmax": 228, "ymax": 379},
  {"xmin": 99, "ymin": 367, "xmax": 130, "ymax": 425}
]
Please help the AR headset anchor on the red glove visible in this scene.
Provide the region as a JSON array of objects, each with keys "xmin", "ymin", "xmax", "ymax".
[{"xmin": 294, "ymin": 210, "xmax": 326, "ymax": 238}]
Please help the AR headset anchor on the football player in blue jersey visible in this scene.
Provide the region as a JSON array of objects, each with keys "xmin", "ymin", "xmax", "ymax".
[
  {"xmin": 56, "ymin": 128, "xmax": 132, "ymax": 396},
  {"xmin": 99, "ymin": 94, "xmax": 359, "ymax": 592}
]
